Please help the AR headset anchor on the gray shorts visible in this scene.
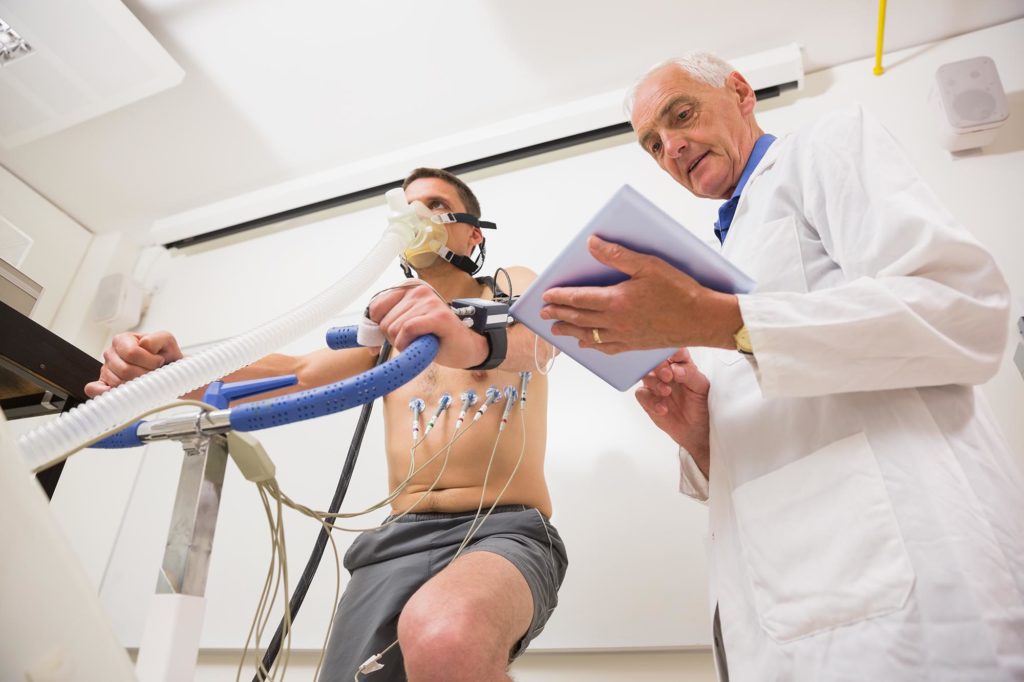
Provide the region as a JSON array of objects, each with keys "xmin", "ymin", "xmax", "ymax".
[{"xmin": 317, "ymin": 504, "xmax": 568, "ymax": 682}]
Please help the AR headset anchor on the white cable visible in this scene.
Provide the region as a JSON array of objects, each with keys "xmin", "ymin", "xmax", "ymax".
[
  {"xmin": 533, "ymin": 334, "xmax": 557, "ymax": 375},
  {"xmin": 454, "ymin": 388, "xmax": 529, "ymax": 557},
  {"xmin": 356, "ymin": 385, "xmax": 531, "ymax": 678},
  {"xmin": 237, "ymin": 483, "xmax": 281, "ymax": 682},
  {"xmin": 273, "ymin": 416, "xmax": 485, "ymax": 532}
]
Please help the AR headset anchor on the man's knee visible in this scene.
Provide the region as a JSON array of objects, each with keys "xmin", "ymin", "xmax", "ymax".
[{"xmin": 397, "ymin": 598, "xmax": 510, "ymax": 681}]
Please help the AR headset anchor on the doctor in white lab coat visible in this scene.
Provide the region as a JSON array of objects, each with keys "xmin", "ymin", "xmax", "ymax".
[{"xmin": 540, "ymin": 53, "xmax": 1024, "ymax": 681}]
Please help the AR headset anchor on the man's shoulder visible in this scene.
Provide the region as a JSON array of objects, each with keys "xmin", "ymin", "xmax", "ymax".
[
  {"xmin": 485, "ymin": 266, "xmax": 537, "ymax": 295},
  {"xmin": 781, "ymin": 103, "xmax": 898, "ymax": 172},
  {"xmin": 493, "ymin": 265, "xmax": 536, "ymax": 276},
  {"xmin": 794, "ymin": 104, "xmax": 868, "ymax": 144},
  {"xmin": 796, "ymin": 103, "xmax": 896, "ymax": 151},
  {"xmin": 500, "ymin": 265, "xmax": 537, "ymax": 280}
]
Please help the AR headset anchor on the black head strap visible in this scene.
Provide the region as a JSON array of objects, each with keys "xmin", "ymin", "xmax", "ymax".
[
  {"xmin": 434, "ymin": 213, "xmax": 498, "ymax": 231},
  {"xmin": 441, "ymin": 238, "xmax": 487, "ymax": 276}
]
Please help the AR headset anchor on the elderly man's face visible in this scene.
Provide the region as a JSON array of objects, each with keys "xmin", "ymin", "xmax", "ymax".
[{"xmin": 631, "ymin": 65, "xmax": 757, "ymax": 200}]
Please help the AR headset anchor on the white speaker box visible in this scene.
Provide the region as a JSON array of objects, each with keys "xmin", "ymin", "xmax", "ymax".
[
  {"xmin": 931, "ymin": 56, "xmax": 1009, "ymax": 152},
  {"xmin": 91, "ymin": 273, "xmax": 143, "ymax": 331}
]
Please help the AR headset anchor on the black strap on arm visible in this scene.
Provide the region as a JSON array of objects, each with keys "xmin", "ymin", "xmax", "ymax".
[
  {"xmin": 468, "ymin": 325, "xmax": 507, "ymax": 371},
  {"xmin": 450, "ymin": 297, "xmax": 509, "ymax": 371}
]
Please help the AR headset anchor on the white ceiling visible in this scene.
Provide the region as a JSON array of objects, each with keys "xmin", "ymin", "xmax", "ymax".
[{"xmin": 1, "ymin": 0, "xmax": 1021, "ymax": 244}]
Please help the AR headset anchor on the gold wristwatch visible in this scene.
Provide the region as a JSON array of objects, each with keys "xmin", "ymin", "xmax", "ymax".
[{"xmin": 733, "ymin": 325, "xmax": 753, "ymax": 355}]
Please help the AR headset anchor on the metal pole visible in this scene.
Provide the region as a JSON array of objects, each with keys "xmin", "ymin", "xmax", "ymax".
[{"xmin": 136, "ymin": 434, "xmax": 229, "ymax": 682}]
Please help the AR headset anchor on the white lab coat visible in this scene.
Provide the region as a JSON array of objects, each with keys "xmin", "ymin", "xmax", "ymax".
[{"xmin": 679, "ymin": 105, "xmax": 1024, "ymax": 681}]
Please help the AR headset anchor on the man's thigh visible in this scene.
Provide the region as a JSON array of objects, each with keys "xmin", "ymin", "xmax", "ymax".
[
  {"xmin": 320, "ymin": 508, "xmax": 567, "ymax": 679},
  {"xmin": 402, "ymin": 549, "xmax": 535, "ymax": 655},
  {"xmin": 399, "ymin": 508, "xmax": 568, "ymax": 662},
  {"xmin": 318, "ymin": 534, "xmax": 430, "ymax": 682}
]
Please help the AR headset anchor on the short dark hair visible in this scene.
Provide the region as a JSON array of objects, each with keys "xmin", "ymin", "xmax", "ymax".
[{"xmin": 402, "ymin": 167, "xmax": 481, "ymax": 218}]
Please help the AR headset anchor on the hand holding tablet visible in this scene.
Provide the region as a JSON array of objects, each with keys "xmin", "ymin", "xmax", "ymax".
[{"xmin": 509, "ymin": 185, "xmax": 754, "ymax": 390}]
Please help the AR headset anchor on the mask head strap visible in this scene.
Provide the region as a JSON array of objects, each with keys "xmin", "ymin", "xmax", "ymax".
[
  {"xmin": 432, "ymin": 213, "xmax": 498, "ymax": 231},
  {"xmin": 431, "ymin": 213, "xmax": 496, "ymax": 275},
  {"xmin": 438, "ymin": 239, "xmax": 487, "ymax": 276}
]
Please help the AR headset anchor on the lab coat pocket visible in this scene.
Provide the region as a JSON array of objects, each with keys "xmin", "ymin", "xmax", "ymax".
[{"xmin": 731, "ymin": 432, "xmax": 914, "ymax": 643}]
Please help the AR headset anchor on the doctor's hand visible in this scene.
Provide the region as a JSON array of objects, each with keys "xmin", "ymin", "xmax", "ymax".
[
  {"xmin": 539, "ymin": 236, "xmax": 742, "ymax": 354},
  {"xmin": 368, "ymin": 280, "xmax": 489, "ymax": 370},
  {"xmin": 85, "ymin": 331, "xmax": 184, "ymax": 398},
  {"xmin": 635, "ymin": 348, "xmax": 711, "ymax": 477}
]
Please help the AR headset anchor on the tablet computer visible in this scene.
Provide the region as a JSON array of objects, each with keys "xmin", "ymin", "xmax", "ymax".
[{"xmin": 509, "ymin": 184, "xmax": 755, "ymax": 391}]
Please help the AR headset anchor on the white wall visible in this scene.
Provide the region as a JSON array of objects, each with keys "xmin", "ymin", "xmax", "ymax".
[
  {"xmin": 0, "ymin": 164, "xmax": 91, "ymax": 327},
  {"xmin": 0, "ymin": 170, "xmax": 143, "ymax": 591},
  {"xmin": 0, "ymin": 163, "xmax": 143, "ymax": 357},
  {"xmin": 48, "ymin": 232, "xmax": 144, "ymax": 356}
]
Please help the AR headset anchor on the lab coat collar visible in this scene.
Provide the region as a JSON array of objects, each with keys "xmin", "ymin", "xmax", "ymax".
[
  {"xmin": 733, "ymin": 134, "xmax": 778, "ymax": 201},
  {"xmin": 715, "ymin": 134, "xmax": 777, "ymax": 244},
  {"xmin": 719, "ymin": 134, "xmax": 789, "ymax": 252},
  {"xmin": 743, "ymin": 132, "xmax": 787, "ymax": 186}
]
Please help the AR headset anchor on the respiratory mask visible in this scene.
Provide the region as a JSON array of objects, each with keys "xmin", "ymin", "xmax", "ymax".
[{"xmin": 385, "ymin": 188, "xmax": 497, "ymax": 276}]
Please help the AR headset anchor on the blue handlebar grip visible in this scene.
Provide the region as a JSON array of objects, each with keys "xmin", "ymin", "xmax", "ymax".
[
  {"xmin": 326, "ymin": 325, "xmax": 361, "ymax": 350},
  {"xmin": 230, "ymin": 334, "xmax": 438, "ymax": 432},
  {"xmin": 91, "ymin": 421, "xmax": 144, "ymax": 449}
]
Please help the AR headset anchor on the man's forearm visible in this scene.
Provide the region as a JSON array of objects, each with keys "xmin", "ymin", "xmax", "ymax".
[
  {"xmin": 181, "ymin": 348, "xmax": 375, "ymax": 404},
  {"xmin": 176, "ymin": 353, "xmax": 303, "ymax": 403}
]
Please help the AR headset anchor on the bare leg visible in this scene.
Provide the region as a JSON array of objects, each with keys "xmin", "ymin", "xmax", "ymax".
[{"xmin": 397, "ymin": 551, "xmax": 534, "ymax": 682}]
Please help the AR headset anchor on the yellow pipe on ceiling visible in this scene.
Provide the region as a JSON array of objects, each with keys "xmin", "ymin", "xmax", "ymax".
[{"xmin": 874, "ymin": 0, "xmax": 888, "ymax": 76}]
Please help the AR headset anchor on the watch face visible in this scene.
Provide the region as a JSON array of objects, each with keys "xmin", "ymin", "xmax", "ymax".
[{"xmin": 734, "ymin": 326, "xmax": 752, "ymax": 354}]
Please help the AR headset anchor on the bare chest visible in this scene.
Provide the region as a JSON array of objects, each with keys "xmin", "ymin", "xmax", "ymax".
[{"xmin": 384, "ymin": 364, "xmax": 515, "ymax": 423}]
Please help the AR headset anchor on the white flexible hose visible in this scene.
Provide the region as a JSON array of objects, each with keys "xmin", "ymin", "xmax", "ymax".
[{"xmin": 20, "ymin": 192, "xmax": 423, "ymax": 472}]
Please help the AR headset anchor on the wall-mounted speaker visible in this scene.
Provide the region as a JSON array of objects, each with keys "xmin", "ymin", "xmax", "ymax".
[{"xmin": 932, "ymin": 56, "xmax": 1009, "ymax": 152}]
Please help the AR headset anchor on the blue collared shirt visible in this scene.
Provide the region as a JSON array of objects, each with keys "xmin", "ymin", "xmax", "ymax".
[{"xmin": 714, "ymin": 134, "xmax": 776, "ymax": 244}]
